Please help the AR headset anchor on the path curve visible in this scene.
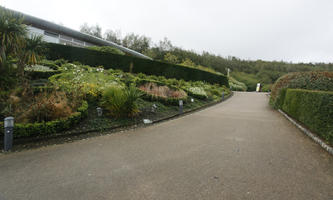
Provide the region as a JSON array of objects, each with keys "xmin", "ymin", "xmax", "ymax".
[{"xmin": 0, "ymin": 92, "xmax": 332, "ymax": 200}]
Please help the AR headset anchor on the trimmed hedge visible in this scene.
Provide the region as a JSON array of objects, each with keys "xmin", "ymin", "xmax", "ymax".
[
  {"xmin": 44, "ymin": 43, "xmax": 229, "ymax": 86},
  {"xmin": 270, "ymin": 71, "xmax": 333, "ymax": 107},
  {"xmin": 281, "ymin": 89, "xmax": 333, "ymax": 145},
  {"xmin": 27, "ymin": 70, "xmax": 61, "ymax": 80},
  {"xmin": 0, "ymin": 101, "xmax": 88, "ymax": 138}
]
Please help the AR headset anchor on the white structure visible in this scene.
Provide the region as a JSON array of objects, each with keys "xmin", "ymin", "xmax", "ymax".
[{"xmin": 2, "ymin": 6, "xmax": 151, "ymax": 60}]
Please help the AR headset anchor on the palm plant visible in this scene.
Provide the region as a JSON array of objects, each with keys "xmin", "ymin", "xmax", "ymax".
[
  {"xmin": 0, "ymin": 7, "xmax": 27, "ymax": 70},
  {"xmin": 17, "ymin": 35, "xmax": 44, "ymax": 76}
]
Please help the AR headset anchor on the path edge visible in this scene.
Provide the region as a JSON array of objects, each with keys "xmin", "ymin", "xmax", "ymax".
[{"xmin": 278, "ymin": 109, "xmax": 333, "ymax": 156}]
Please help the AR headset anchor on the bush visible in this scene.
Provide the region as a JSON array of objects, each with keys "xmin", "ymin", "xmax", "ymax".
[
  {"xmin": 261, "ymin": 84, "xmax": 272, "ymax": 92},
  {"xmin": 281, "ymin": 89, "xmax": 333, "ymax": 145},
  {"xmin": 87, "ymin": 46, "xmax": 125, "ymax": 55},
  {"xmin": 101, "ymin": 86, "xmax": 142, "ymax": 118},
  {"xmin": 0, "ymin": 101, "xmax": 88, "ymax": 138},
  {"xmin": 231, "ymin": 72, "xmax": 259, "ymax": 91},
  {"xmin": 136, "ymin": 79, "xmax": 188, "ymax": 105},
  {"xmin": 229, "ymin": 76, "xmax": 247, "ymax": 91},
  {"xmin": 270, "ymin": 71, "xmax": 333, "ymax": 107},
  {"xmin": 44, "ymin": 43, "xmax": 229, "ymax": 86}
]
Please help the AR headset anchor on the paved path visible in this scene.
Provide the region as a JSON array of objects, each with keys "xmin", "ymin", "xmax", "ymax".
[{"xmin": 0, "ymin": 92, "xmax": 332, "ymax": 200}]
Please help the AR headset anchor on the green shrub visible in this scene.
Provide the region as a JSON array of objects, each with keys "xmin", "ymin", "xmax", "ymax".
[
  {"xmin": 261, "ymin": 84, "xmax": 272, "ymax": 92},
  {"xmin": 87, "ymin": 46, "xmax": 125, "ymax": 55},
  {"xmin": 229, "ymin": 76, "xmax": 247, "ymax": 91},
  {"xmin": 101, "ymin": 86, "xmax": 142, "ymax": 118},
  {"xmin": 183, "ymin": 86, "xmax": 208, "ymax": 99},
  {"xmin": 231, "ymin": 71, "xmax": 259, "ymax": 91},
  {"xmin": 282, "ymin": 89, "xmax": 333, "ymax": 145},
  {"xmin": 44, "ymin": 43, "xmax": 229, "ymax": 86},
  {"xmin": 270, "ymin": 71, "xmax": 333, "ymax": 107},
  {"xmin": 0, "ymin": 101, "xmax": 88, "ymax": 138}
]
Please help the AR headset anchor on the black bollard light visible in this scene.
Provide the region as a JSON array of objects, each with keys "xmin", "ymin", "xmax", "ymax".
[
  {"xmin": 4, "ymin": 117, "xmax": 14, "ymax": 152},
  {"xmin": 96, "ymin": 107, "xmax": 103, "ymax": 117},
  {"xmin": 222, "ymin": 92, "xmax": 225, "ymax": 101},
  {"xmin": 179, "ymin": 100, "xmax": 183, "ymax": 114}
]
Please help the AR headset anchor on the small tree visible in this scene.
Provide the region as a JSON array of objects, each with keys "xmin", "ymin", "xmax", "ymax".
[
  {"xmin": 164, "ymin": 52, "xmax": 178, "ymax": 64},
  {"xmin": 0, "ymin": 7, "xmax": 27, "ymax": 71}
]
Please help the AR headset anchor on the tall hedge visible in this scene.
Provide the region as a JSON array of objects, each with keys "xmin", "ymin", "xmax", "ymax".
[
  {"xmin": 281, "ymin": 89, "xmax": 333, "ymax": 145},
  {"xmin": 44, "ymin": 43, "xmax": 229, "ymax": 86}
]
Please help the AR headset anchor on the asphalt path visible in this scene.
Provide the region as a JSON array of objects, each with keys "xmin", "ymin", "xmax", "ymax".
[{"xmin": 0, "ymin": 92, "xmax": 332, "ymax": 200}]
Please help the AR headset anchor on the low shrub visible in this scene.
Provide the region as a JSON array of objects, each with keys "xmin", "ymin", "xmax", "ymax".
[
  {"xmin": 0, "ymin": 101, "xmax": 88, "ymax": 138},
  {"xmin": 101, "ymin": 86, "xmax": 142, "ymax": 118},
  {"xmin": 183, "ymin": 86, "xmax": 208, "ymax": 99},
  {"xmin": 282, "ymin": 89, "xmax": 333, "ymax": 145},
  {"xmin": 229, "ymin": 76, "xmax": 247, "ymax": 91},
  {"xmin": 136, "ymin": 79, "xmax": 187, "ymax": 105}
]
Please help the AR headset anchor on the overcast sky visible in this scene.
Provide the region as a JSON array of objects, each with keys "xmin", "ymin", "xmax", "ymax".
[{"xmin": 2, "ymin": 0, "xmax": 333, "ymax": 63}]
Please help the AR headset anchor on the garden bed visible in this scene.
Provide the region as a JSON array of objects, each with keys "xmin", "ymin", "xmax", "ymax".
[{"xmin": 0, "ymin": 93, "xmax": 232, "ymax": 152}]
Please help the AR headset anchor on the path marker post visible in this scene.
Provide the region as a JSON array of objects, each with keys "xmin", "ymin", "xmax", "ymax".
[
  {"xmin": 179, "ymin": 100, "xmax": 183, "ymax": 114},
  {"xmin": 4, "ymin": 117, "xmax": 14, "ymax": 152}
]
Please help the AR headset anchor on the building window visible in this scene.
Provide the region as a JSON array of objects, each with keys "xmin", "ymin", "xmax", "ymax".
[{"xmin": 44, "ymin": 31, "xmax": 59, "ymax": 38}]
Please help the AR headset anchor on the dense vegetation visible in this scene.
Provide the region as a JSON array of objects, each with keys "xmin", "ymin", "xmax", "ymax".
[
  {"xmin": 0, "ymin": 8, "xmax": 231, "ymax": 140},
  {"xmin": 44, "ymin": 43, "xmax": 229, "ymax": 86},
  {"xmin": 80, "ymin": 24, "xmax": 333, "ymax": 91},
  {"xmin": 270, "ymin": 72, "xmax": 333, "ymax": 145}
]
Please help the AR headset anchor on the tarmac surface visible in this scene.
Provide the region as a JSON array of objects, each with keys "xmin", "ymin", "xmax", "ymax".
[{"xmin": 0, "ymin": 92, "xmax": 332, "ymax": 200}]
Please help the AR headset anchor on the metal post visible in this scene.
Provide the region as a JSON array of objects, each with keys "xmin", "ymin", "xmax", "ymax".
[
  {"xmin": 4, "ymin": 117, "xmax": 14, "ymax": 152},
  {"xmin": 96, "ymin": 107, "xmax": 103, "ymax": 117},
  {"xmin": 222, "ymin": 92, "xmax": 225, "ymax": 101},
  {"xmin": 179, "ymin": 100, "xmax": 183, "ymax": 114}
]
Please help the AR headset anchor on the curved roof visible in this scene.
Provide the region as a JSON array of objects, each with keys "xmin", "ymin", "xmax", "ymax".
[{"xmin": 2, "ymin": 6, "xmax": 152, "ymax": 60}]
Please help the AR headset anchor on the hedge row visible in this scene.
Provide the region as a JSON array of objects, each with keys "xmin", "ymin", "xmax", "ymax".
[
  {"xmin": 0, "ymin": 101, "xmax": 88, "ymax": 138},
  {"xmin": 44, "ymin": 43, "xmax": 229, "ymax": 86},
  {"xmin": 27, "ymin": 70, "xmax": 61, "ymax": 80},
  {"xmin": 281, "ymin": 89, "xmax": 333, "ymax": 145},
  {"xmin": 270, "ymin": 71, "xmax": 333, "ymax": 107}
]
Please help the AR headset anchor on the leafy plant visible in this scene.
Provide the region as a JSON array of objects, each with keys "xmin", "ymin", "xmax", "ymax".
[{"xmin": 101, "ymin": 86, "xmax": 142, "ymax": 118}]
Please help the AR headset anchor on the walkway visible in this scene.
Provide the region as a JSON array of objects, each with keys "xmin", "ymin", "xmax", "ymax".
[{"xmin": 0, "ymin": 92, "xmax": 332, "ymax": 200}]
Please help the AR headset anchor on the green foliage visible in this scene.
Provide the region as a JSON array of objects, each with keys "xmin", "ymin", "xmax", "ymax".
[
  {"xmin": 184, "ymin": 87, "xmax": 208, "ymax": 99},
  {"xmin": 44, "ymin": 43, "xmax": 229, "ymax": 86},
  {"xmin": 270, "ymin": 71, "xmax": 333, "ymax": 107},
  {"xmin": 229, "ymin": 76, "xmax": 247, "ymax": 91},
  {"xmin": 49, "ymin": 64, "xmax": 124, "ymax": 101},
  {"xmin": 87, "ymin": 46, "xmax": 125, "ymax": 55},
  {"xmin": 0, "ymin": 7, "xmax": 27, "ymax": 69},
  {"xmin": 101, "ymin": 86, "xmax": 142, "ymax": 117},
  {"xmin": 231, "ymin": 72, "xmax": 259, "ymax": 91},
  {"xmin": 163, "ymin": 52, "xmax": 178, "ymax": 64},
  {"xmin": 261, "ymin": 84, "xmax": 272, "ymax": 92},
  {"xmin": 281, "ymin": 89, "xmax": 333, "ymax": 145},
  {"xmin": 0, "ymin": 101, "xmax": 88, "ymax": 138}
]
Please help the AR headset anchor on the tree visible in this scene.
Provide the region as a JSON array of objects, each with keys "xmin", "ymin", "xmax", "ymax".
[
  {"xmin": 0, "ymin": 7, "xmax": 27, "ymax": 71},
  {"xmin": 158, "ymin": 37, "xmax": 173, "ymax": 51},
  {"xmin": 122, "ymin": 33, "xmax": 151, "ymax": 53},
  {"xmin": 79, "ymin": 23, "xmax": 103, "ymax": 38},
  {"xmin": 17, "ymin": 35, "xmax": 45, "ymax": 77},
  {"xmin": 163, "ymin": 52, "xmax": 178, "ymax": 64},
  {"xmin": 104, "ymin": 29, "xmax": 122, "ymax": 45},
  {"xmin": 180, "ymin": 58, "xmax": 196, "ymax": 67}
]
